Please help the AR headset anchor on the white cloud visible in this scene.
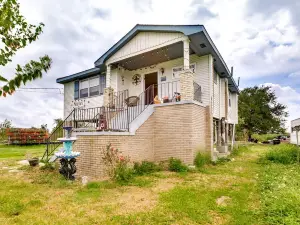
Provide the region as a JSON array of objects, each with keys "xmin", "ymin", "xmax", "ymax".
[
  {"xmin": 288, "ymin": 71, "xmax": 300, "ymax": 78},
  {"xmin": 263, "ymin": 83, "xmax": 300, "ymax": 130},
  {"xmin": 1, "ymin": 0, "xmax": 300, "ymax": 131}
]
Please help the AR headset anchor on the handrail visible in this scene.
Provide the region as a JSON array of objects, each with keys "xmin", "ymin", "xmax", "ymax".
[
  {"xmin": 42, "ymin": 109, "xmax": 75, "ymax": 161},
  {"xmin": 127, "ymin": 84, "xmax": 154, "ymax": 124}
]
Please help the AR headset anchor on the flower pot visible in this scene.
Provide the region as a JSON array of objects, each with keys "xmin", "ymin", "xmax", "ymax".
[
  {"xmin": 163, "ymin": 99, "xmax": 169, "ymax": 103},
  {"xmin": 28, "ymin": 158, "xmax": 39, "ymax": 167}
]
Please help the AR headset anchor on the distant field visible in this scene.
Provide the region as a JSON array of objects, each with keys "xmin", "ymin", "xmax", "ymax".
[{"xmin": 0, "ymin": 145, "xmax": 45, "ymax": 160}]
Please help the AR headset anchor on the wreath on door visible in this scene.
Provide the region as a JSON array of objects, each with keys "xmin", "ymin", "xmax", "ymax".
[{"xmin": 132, "ymin": 74, "xmax": 141, "ymax": 86}]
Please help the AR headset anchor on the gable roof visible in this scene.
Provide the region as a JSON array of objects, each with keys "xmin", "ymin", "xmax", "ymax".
[
  {"xmin": 57, "ymin": 24, "xmax": 239, "ymax": 93},
  {"xmin": 94, "ymin": 24, "xmax": 204, "ymax": 67}
]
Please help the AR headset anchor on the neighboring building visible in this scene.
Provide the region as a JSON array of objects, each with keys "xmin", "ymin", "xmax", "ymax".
[
  {"xmin": 44, "ymin": 24, "xmax": 239, "ymax": 178},
  {"xmin": 291, "ymin": 118, "xmax": 300, "ymax": 144}
]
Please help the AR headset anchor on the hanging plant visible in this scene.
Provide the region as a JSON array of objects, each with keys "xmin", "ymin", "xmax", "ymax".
[{"xmin": 132, "ymin": 74, "xmax": 141, "ymax": 86}]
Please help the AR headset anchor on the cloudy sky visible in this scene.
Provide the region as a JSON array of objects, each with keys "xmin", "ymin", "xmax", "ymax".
[{"xmin": 1, "ymin": 0, "xmax": 300, "ymax": 130}]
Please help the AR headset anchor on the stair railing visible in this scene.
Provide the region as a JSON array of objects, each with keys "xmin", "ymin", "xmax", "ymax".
[{"xmin": 42, "ymin": 109, "xmax": 75, "ymax": 161}]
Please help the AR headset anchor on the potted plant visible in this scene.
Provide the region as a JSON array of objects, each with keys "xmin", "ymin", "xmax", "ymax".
[
  {"xmin": 163, "ymin": 96, "xmax": 169, "ymax": 103},
  {"xmin": 26, "ymin": 153, "xmax": 39, "ymax": 167}
]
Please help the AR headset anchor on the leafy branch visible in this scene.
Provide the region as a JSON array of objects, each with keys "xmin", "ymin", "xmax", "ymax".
[{"xmin": 0, "ymin": 0, "xmax": 52, "ymax": 97}]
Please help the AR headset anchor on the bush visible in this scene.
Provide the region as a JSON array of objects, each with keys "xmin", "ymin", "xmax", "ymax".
[
  {"xmin": 194, "ymin": 152, "xmax": 210, "ymax": 168},
  {"xmin": 114, "ymin": 159, "xmax": 134, "ymax": 183},
  {"xmin": 168, "ymin": 157, "xmax": 188, "ymax": 172},
  {"xmin": 263, "ymin": 144, "xmax": 299, "ymax": 164},
  {"xmin": 133, "ymin": 161, "xmax": 161, "ymax": 175}
]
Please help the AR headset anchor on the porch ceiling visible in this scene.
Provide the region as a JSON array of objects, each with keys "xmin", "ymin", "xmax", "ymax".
[{"xmin": 112, "ymin": 42, "xmax": 195, "ymax": 71}]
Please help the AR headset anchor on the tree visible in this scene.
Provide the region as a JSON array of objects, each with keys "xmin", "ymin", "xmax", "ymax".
[
  {"xmin": 0, "ymin": 119, "xmax": 12, "ymax": 142},
  {"xmin": 51, "ymin": 118, "xmax": 63, "ymax": 133},
  {"xmin": 238, "ymin": 86, "xmax": 288, "ymax": 139},
  {"xmin": 0, "ymin": 0, "xmax": 52, "ymax": 97},
  {"xmin": 0, "ymin": 118, "xmax": 12, "ymax": 128}
]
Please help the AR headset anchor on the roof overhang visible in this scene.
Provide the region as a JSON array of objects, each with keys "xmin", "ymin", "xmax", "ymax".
[
  {"xmin": 56, "ymin": 67, "xmax": 103, "ymax": 84},
  {"xmin": 57, "ymin": 24, "xmax": 239, "ymax": 92}
]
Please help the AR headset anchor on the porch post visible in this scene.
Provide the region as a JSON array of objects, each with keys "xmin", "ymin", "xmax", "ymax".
[
  {"xmin": 104, "ymin": 64, "xmax": 114, "ymax": 107},
  {"xmin": 179, "ymin": 38, "xmax": 194, "ymax": 101},
  {"xmin": 106, "ymin": 64, "xmax": 111, "ymax": 88},
  {"xmin": 183, "ymin": 38, "xmax": 190, "ymax": 70}
]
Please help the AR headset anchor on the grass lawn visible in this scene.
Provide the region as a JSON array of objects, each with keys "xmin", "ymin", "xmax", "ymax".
[
  {"xmin": 0, "ymin": 145, "xmax": 45, "ymax": 160},
  {"xmin": 0, "ymin": 143, "xmax": 299, "ymax": 224}
]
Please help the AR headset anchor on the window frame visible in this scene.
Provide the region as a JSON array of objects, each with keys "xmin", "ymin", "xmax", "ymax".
[{"xmin": 78, "ymin": 75, "xmax": 106, "ymax": 99}]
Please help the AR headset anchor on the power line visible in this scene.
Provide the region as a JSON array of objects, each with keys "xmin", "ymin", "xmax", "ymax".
[{"xmin": 16, "ymin": 90, "xmax": 64, "ymax": 94}]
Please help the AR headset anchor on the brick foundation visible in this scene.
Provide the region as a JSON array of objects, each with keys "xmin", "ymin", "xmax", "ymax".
[{"xmin": 74, "ymin": 102, "xmax": 210, "ymax": 179}]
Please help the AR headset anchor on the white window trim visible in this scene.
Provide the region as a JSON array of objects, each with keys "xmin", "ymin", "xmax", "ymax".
[
  {"xmin": 79, "ymin": 75, "xmax": 104, "ymax": 99},
  {"xmin": 172, "ymin": 63, "xmax": 196, "ymax": 80}
]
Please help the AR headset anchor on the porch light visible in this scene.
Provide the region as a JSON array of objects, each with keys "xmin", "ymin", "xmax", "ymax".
[
  {"xmin": 160, "ymin": 68, "xmax": 165, "ymax": 75},
  {"xmin": 200, "ymin": 43, "xmax": 207, "ymax": 48}
]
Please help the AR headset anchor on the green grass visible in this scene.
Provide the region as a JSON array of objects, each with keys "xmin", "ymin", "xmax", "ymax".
[
  {"xmin": 0, "ymin": 144, "xmax": 45, "ymax": 160},
  {"xmin": 252, "ymin": 133, "xmax": 282, "ymax": 142},
  {"xmin": 1, "ymin": 143, "xmax": 300, "ymax": 224}
]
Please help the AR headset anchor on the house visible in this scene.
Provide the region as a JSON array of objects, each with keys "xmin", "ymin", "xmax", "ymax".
[
  {"xmin": 44, "ymin": 24, "xmax": 239, "ymax": 178},
  {"xmin": 291, "ymin": 118, "xmax": 300, "ymax": 144}
]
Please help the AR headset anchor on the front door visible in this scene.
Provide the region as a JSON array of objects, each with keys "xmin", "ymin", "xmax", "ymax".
[{"xmin": 144, "ymin": 72, "xmax": 158, "ymax": 105}]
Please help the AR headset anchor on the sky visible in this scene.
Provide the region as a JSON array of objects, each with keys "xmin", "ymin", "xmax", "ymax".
[{"xmin": 0, "ymin": 0, "xmax": 300, "ymax": 130}]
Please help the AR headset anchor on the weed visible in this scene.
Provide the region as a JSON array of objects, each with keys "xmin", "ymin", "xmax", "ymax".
[
  {"xmin": 194, "ymin": 152, "xmax": 210, "ymax": 168},
  {"xmin": 0, "ymin": 196, "xmax": 25, "ymax": 216},
  {"xmin": 114, "ymin": 162, "xmax": 134, "ymax": 183},
  {"xmin": 168, "ymin": 158, "xmax": 188, "ymax": 172},
  {"xmin": 231, "ymin": 145, "xmax": 250, "ymax": 157},
  {"xmin": 262, "ymin": 144, "xmax": 299, "ymax": 164},
  {"xmin": 133, "ymin": 161, "xmax": 161, "ymax": 175},
  {"xmin": 40, "ymin": 162, "xmax": 55, "ymax": 171}
]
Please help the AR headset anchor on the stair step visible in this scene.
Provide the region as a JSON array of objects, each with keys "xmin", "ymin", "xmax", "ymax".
[{"xmin": 49, "ymin": 155, "xmax": 57, "ymax": 163}]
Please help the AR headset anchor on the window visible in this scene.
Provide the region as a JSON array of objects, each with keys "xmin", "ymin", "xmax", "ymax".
[
  {"xmin": 74, "ymin": 81, "xmax": 79, "ymax": 100},
  {"xmin": 80, "ymin": 80, "xmax": 89, "ymax": 98},
  {"xmin": 100, "ymin": 75, "xmax": 106, "ymax": 94},
  {"xmin": 78, "ymin": 75, "xmax": 106, "ymax": 99},
  {"xmin": 229, "ymin": 97, "xmax": 231, "ymax": 107},
  {"xmin": 213, "ymin": 70, "xmax": 218, "ymax": 84},
  {"xmin": 89, "ymin": 77, "xmax": 99, "ymax": 96}
]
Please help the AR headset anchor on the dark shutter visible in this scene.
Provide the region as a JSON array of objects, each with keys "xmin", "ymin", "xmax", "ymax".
[{"xmin": 74, "ymin": 81, "xmax": 79, "ymax": 99}]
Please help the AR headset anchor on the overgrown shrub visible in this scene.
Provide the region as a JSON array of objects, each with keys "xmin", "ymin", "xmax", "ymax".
[
  {"xmin": 194, "ymin": 152, "xmax": 210, "ymax": 168},
  {"xmin": 114, "ymin": 157, "xmax": 134, "ymax": 183},
  {"xmin": 133, "ymin": 161, "xmax": 161, "ymax": 175},
  {"xmin": 263, "ymin": 144, "xmax": 299, "ymax": 164},
  {"xmin": 101, "ymin": 143, "xmax": 134, "ymax": 182},
  {"xmin": 168, "ymin": 157, "xmax": 188, "ymax": 172}
]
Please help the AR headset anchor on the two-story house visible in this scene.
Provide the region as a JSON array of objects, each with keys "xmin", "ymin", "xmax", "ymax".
[{"xmin": 44, "ymin": 24, "xmax": 239, "ymax": 178}]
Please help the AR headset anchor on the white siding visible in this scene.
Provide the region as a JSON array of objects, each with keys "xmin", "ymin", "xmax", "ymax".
[
  {"xmin": 193, "ymin": 55, "xmax": 211, "ymax": 106},
  {"xmin": 62, "ymin": 54, "xmax": 212, "ymax": 120},
  {"xmin": 107, "ymin": 32, "xmax": 186, "ymax": 64},
  {"xmin": 117, "ymin": 54, "xmax": 211, "ymax": 105},
  {"xmin": 220, "ymin": 78, "xmax": 226, "ymax": 118},
  {"xmin": 63, "ymin": 81, "xmax": 104, "ymax": 118},
  {"xmin": 212, "ymin": 70, "xmax": 220, "ymax": 118},
  {"xmin": 291, "ymin": 118, "xmax": 300, "ymax": 144},
  {"xmin": 228, "ymin": 92, "xmax": 238, "ymax": 124}
]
